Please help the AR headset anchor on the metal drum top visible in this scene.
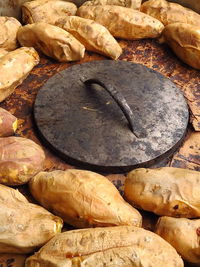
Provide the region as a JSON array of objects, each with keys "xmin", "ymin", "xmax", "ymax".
[{"xmin": 34, "ymin": 60, "xmax": 189, "ymax": 173}]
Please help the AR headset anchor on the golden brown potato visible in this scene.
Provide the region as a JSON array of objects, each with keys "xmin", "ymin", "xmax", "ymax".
[
  {"xmin": 0, "ymin": 108, "xmax": 18, "ymax": 137},
  {"xmin": 161, "ymin": 23, "xmax": 200, "ymax": 70},
  {"xmin": 77, "ymin": 5, "xmax": 164, "ymax": 40},
  {"xmin": 0, "ymin": 47, "xmax": 39, "ymax": 102},
  {"xmin": 22, "ymin": 0, "xmax": 77, "ymax": 25},
  {"xmin": 0, "ymin": 17, "xmax": 21, "ymax": 51},
  {"xmin": 0, "ymin": 184, "xmax": 63, "ymax": 254},
  {"xmin": 155, "ymin": 216, "xmax": 200, "ymax": 264},
  {"xmin": 29, "ymin": 169, "xmax": 142, "ymax": 228},
  {"xmin": 17, "ymin": 22, "xmax": 85, "ymax": 62},
  {"xmin": 82, "ymin": 0, "xmax": 142, "ymax": 9},
  {"xmin": 0, "ymin": 136, "xmax": 45, "ymax": 185},
  {"xmin": 26, "ymin": 226, "xmax": 184, "ymax": 267},
  {"xmin": 56, "ymin": 16, "xmax": 122, "ymax": 59},
  {"xmin": 124, "ymin": 167, "xmax": 200, "ymax": 218},
  {"xmin": 140, "ymin": 0, "xmax": 200, "ymax": 26},
  {"xmin": 0, "ymin": 48, "xmax": 8, "ymax": 58}
]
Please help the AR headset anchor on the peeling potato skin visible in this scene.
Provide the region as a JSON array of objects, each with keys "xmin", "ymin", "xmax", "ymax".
[
  {"xmin": 25, "ymin": 226, "xmax": 184, "ymax": 267},
  {"xmin": 155, "ymin": 217, "xmax": 200, "ymax": 264},
  {"xmin": 124, "ymin": 167, "xmax": 200, "ymax": 218}
]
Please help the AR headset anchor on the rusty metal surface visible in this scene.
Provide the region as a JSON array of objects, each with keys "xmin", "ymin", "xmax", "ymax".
[{"xmin": 0, "ymin": 39, "xmax": 199, "ymax": 267}]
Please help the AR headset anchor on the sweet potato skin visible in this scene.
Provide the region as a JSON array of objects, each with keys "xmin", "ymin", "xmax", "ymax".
[
  {"xmin": 0, "ymin": 108, "xmax": 17, "ymax": 137},
  {"xmin": 0, "ymin": 136, "xmax": 45, "ymax": 185},
  {"xmin": 25, "ymin": 226, "xmax": 184, "ymax": 267},
  {"xmin": 29, "ymin": 169, "xmax": 142, "ymax": 228},
  {"xmin": 124, "ymin": 167, "xmax": 200, "ymax": 218},
  {"xmin": 155, "ymin": 216, "xmax": 200, "ymax": 264},
  {"xmin": 82, "ymin": 0, "xmax": 142, "ymax": 9},
  {"xmin": 0, "ymin": 184, "xmax": 63, "ymax": 254}
]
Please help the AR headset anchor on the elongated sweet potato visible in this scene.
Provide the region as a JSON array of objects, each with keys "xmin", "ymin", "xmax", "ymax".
[
  {"xmin": 22, "ymin": 0, "xmax": 77, "ymax": 25},
  {"xmin": 160, "ymin": 23, "xmax": 200, "ymax": 70},
  {"xmin": 56, "ymin": 16, "xmax": 122, "ymax": 59},
  {"xmin": 0, "ymin": 47, "xmax": 39, "ymax": 102},
  {"xmin": 0, "ymin": 136, "xmax": 45, "ymax": 185},
  {"xmin": 0, "ymin": 184, "xmax": 63, "ymax": 254},
  {"xmin": 124, "ymin": 167, "xmax": 200, "ymax": 218},
  {"xmin": 0, "ymin": 16, "xmax": 21, "ymax": 51},
  {"xmin": 82, "ymin": 0, "xmax": 142, "ymax": 9},
  {"xmin": 140, "ymin": 0, "xmax": 200, "ymax": 26},
  {"xmin": 25, "ymin": 226, "xmax": 184, "ymax": 267},
  {"xmin": 77, "ymin": 5, "xmax": 164, "ymax": 40},
  {"xmin": 155, "ymin": 216, "xmax": 200, "ymax": 264},
  {"xmin": 0, "ymin": 107, "xmax": 17, "ymax": 137},
  {"xmin": 29, "ymin": 169, "xmax": 142, "ymax": 228},
  {"xmin": 17, "ymin": 23, "xmax": 85, "ymax": 62}
]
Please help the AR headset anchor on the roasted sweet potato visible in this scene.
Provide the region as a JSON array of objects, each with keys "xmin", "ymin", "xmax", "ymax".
[
  {"xmin": 0, "ymin": 48, "xmax": 8, "ymax": 58},
  {"xmin": 29, "ymin": 169, "xmax": 142, "ymax": 228},
  {"xmin": 0, "ymin": 136, "xmax": 45, "ymax": 185},
  {"xmin": 77, "ymin": 5, "xmax": 164, "ymax": 40},
  {"xmin": 22, "ymin": 0, "xmax": 77, "ymax": 25},
  {"xmin": 25, "ymin": 226, "xmax": 184, "ymax": 266},
  {"xmin": 140, "ymin": 0, "xmax": 200, "ymax": 26},
  {"xmin": 82, "ymin": 0, "xmax": 142, "ymax": 9},
  {"xmin": 56, "ymin": 16, "xmax": 122, "ymax": 59},
  {"xmin": 0, "ymin": 108, "xmax": 17, "ymax": 137},
  {"xmin": 17, "ymin": 22, "xmax": 85, "ymax": 62},
  {"xmin": 161, "ymin": 23, "xmax": 200, "ymax": 70},
  {"xmin": 124, "ymin": 167, "xmax": 200, "ymax": 218},
  {"xmin": 0, "ymin": 184, "xmax": 63, "ymax": 254},
  {"xmin": 155, "ymin": 216, "xmax": 200, "ymax": 264},
  {"xmin": 0, "ymin": 47, "xmax": 39, "ymax": 102},
  {"xmin": 0, "ymin": 16, "xmax": 21, "ymax": 51}
]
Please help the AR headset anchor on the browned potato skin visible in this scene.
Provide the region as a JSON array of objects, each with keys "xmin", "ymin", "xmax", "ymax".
[
  {"xmin": 0, "ymin": 136, "xmax": 45, "ymax": 185},
  {"xmin": 82, "ymin": 0, "xmax": 142, "ymax": 9},
  {"xmin": 22, "ymin": 0, "xmax": 77, "ymax": 25},
  {"xmin": 25, "ymin": 226, "xmax": 184, "ymax": 267},
  {"xmin": 77, "ymin": 5, "xmax": 164, "ymax": 40},
  {"xmin": 124, "ymin": 167, "xmax": 200, "ymax": 218},
  {"xmin": 155, "ymin": 216, "xmax": 200, "ymax": 264},
  {"xmin": 0, "ymin": 47, "xmax": 39, "ymax": 102},
  {"xmin": 17, "ymin": 23, "xmax": 85, "ymax": 62},
  {"xmin": 56, "ymin": 16, "xmax": 122, "ymax": 59},
  {"xmin": 0, "ymin": 17, "xmax": 21, "ymax": 51},
  {"xmin": 29, "ymin": 169, "xmax": 142, "ymax": 228},
  {"xmin": 0, "ymin": 108, "xmax": 18, "ymax": 137},
  {"xmin": 161, "ymin": 23, "xmax": 200, "ymax": 70},
  {"xmin": 0, "ymin": 184, "xmax": 63, "ymax": 254},
  {"xmin": 140, "ymin": 0, "xmax": 200, "ymax": 26}
]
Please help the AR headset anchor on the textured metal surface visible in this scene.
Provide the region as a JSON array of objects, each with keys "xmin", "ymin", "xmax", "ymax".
[{"xmin": 34, "ymin": 60, "xmax": 188, "ymax": 172}]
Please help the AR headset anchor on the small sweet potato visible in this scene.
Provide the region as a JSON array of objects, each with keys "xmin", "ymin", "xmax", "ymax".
[
  {"xmin": 0, "ymin": 184, "xmax": 63, "ymax": 254},
  {"xmin": 0, "ymin": 107, "xmax": 18, "ymax": 137},
  {"xmin": 29, "ymin": 169, "xmax": 142, "ymax": 228},
  {"xmin": 0, "ymin": 136, "xmax": 45, "ymax": 185},
  {"xmin": 82, "ymin": 0, "xmax": 142, "ymax": 9}
]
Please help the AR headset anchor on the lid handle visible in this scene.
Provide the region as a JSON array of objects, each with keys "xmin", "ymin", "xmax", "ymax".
[{"xmin": 84, "ymin": 78, "xmax": 138, "ymax": 138}]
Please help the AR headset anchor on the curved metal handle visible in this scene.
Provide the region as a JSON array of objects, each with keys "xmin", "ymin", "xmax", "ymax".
[{"xmin": 83, "ymin": 78, "xmax": 138, "ymax": 138}]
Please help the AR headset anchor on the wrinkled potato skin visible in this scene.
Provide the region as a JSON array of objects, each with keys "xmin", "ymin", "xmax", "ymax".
[
  {"xmin": 140, "ymin": 0, "xmax": 200, "ymax": 26},
  {"xmin": 26, "ymin": 226, "xmax": 183, "ymax": 267},
  {"xmin": 77, "ymin": 5, "xmax": 164, "ymax": 40},
  {"xmin": 155, "ymin": 217, "xmax": 200, "ymax": 264},
  {"xmin": 0, "ymin": 48, "xmax": 8, "ymax": 58},
  {"xmin": 29, "ymin": 169, "xmax": 142, "ymax": 228},
  {"xmin": 0, "ymin": 184, "xmax": 63, "ymax": 254},
  {"xmin": 161, "ymin": 23, "xmax": 200, "ymax": 70},
  {"xmin": 0, "ymin": 17, "xmax": 21, "ymax": 51},
  {"xmin": 0, "ymin": 108, "xmax": 17, "ymax": 137},
  {"xmin": 124, "ymin": 167, "xmax": 200, "ymax": 218},
  {"xmin": 22, "ymin": 0, "xmax": 77, "ymax": 25},
  {"xmin": 17, "ymin": 22, "xmax": 85, "ymax": 62},
  {"xmin": 0, "ymin": 47, "xmax": 39, "ymax": 102},
  {"xmin": 0, "ymin": 136, "xmax": 45, "ymax": 185},
  {"xmin": 56, "ymin": 16, "xmax": 122, "ymax": 59},
  {"xmin": 82, "ymin": 0, "xmax": 142, "ymax": 9}
]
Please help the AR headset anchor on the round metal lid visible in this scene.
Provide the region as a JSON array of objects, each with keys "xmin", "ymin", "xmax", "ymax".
[{"xmin": 34, "ymin": 60, "xmax": 189, "ymax": 173}]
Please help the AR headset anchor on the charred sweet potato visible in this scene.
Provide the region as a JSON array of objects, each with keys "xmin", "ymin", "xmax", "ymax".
[{"xmin": 0, "ymin": 108, "xmax": 17, "ymax": 137}]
